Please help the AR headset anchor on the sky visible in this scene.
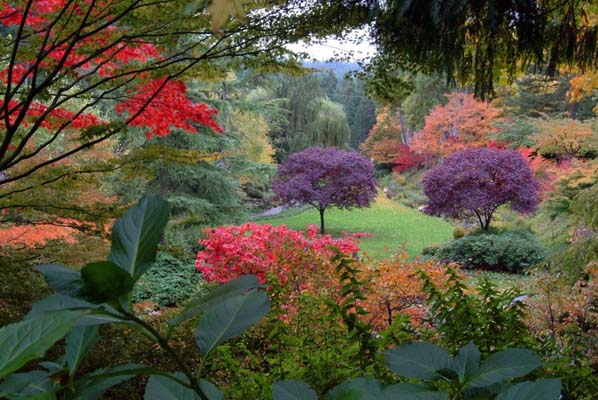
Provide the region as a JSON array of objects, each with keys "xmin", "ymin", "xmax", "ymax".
[{"xmin": 285, "ymin": 29, "xmax": 377, "ymax": 62}]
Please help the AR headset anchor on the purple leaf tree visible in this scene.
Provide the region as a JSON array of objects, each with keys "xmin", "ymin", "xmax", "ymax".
[
  {"xmin": 273, "ymin": 147, "xmax": 378, "ymax": 234},
  {"xmin": 422, "ymin": 148, "xmax": 539, "ymax": 230}
]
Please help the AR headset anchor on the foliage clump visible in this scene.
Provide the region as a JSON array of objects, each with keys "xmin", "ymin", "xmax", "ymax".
[
  {"xmin": 273, "ymin": 146, "xmax": 377, "ymax": 233},
  {"xmin": 423, "ymin": 147, "xmax": 540, "ymax": 230},
  {"xmin": 196, "ymin": 223, "xmax": 359, "ymax": 285},
  {"xmin": 132, "ymin": 252, "xmax": 203, "ymax": 307},
  {"xmin": 430, "ymin": 230, "xmax": 547, "ymax": 273}
]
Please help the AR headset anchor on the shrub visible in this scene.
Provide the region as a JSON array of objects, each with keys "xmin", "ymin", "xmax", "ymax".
[
  {"xmin": 132, "ymin": 252, "xmax": 203, "ymax": 307},
  {"xmin": 419, "ymin": 267, "xmax": 531, "ymax": 353},
  {"xmin": 196, "ymin": 223, "xmax": 359, "ymax": 285},
  {"xmin": 432, "ymin": 230, "xmax": 547, "ymax": 272},
  {"xmin": 364, "ymin": 253, "xmax": 449, "ymax": 330},
  {"xmin": 452, "ymin": 226, "xmax": 466, "ymax": 239}
]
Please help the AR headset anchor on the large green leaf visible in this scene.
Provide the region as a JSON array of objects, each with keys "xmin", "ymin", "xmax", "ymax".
[
  {"xmin": 273, "ymin": 380, "xmax": 318, "ymax": 400},
  {"xmin": 385, "ymin": 342, "xmax": 451, "ymax": 380},
  {"xmin": 384, "ymin": 383, "xmax": 449, "ymax": 400},
  {"xmin": 81, "ymin": 261, "xmax": 134, "ymax": 303},
  {"xmin": 468, "ymin": 349, "xmax": 541, "ymax": 389},
  {"xmin": 495, "ymin": 379, "xmax": 561, "ymax": 400},
  {"xmin": 26, "ymin": 295, "xmax": 125, "ymax": 326},
  {"xmin": 73, "ymin": 363, "xmax": 145, "ymax": 400},
  {"xmin": 36, "ymin": 264, "xmax": 85, "ymax": 298},
  {"xmin": 144, "ymin": 374, "xmax": 198, "ymax": 400},
  {"xmin": 452, "ymin": 342, "xmax": 481, "ymax": 381},
  {"xmin": 0, "ymin": 311, "xmax": 83, "ymax": 378},
  {"xmin": 169, "ymin": 275, "xmax": 262, "ymax": 326},
  {"xmin": 199, "ymin": 380, "xmax": 225, "ymax": 400},
  {"xmin": 0, "ymin": 370, "xmax": 56, "ymax": 399},
  {"xmin": 65, "ymin": 326, "xmax": 99, "ymax": 377},
  {"xmin": 325, "ymin": 377, "xmax": 385, "ymax": 400},
  {"xmin": 194, "ymin": 289, "xmax": 269, "ymax": 357},
  {"xmin": 108, "ymin": 194, "xmax": 170, "ymax": 282}
]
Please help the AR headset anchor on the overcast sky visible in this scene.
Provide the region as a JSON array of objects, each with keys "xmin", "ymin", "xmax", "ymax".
[{"xmin": 285, "ymin": 29, "xmax": 377, "ymax": 61}]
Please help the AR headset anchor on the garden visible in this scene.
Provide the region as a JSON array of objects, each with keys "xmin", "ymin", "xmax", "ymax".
[{"xmin": 1, "ymin": 1, "xmax": 598, "ymax": 399}]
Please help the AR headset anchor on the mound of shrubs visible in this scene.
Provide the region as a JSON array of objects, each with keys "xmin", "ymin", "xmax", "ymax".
[
  {"xmin": 132, "ymin": 251, "xmax": 203, "ymax": 306},
  {"xmin": 427, "ymin": 230, "xmax": 547, "ymax": 273}
]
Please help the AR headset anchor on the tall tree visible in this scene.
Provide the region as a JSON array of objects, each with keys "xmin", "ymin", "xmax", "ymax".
[{"xmin": 266, "ymin": 74, "xmax": 352, "ymax": 159}]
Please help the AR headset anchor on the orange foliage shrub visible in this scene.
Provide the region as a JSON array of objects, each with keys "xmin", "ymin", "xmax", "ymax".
[
  {"xmin": 0, "ymin": 220, "xmax": 79, "ymax": 249},
  {"xmin": 362, "ymin": 253, "xmax": 449, "ymax": 330},
  {"xmin": 361, "ymin": 109, "xmax": 407, "ymax": 164}
]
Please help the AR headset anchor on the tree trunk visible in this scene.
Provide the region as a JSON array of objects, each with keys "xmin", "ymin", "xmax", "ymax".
[{"xmin": 319, "ymin": 208, "xmax": 325, "ymax": 234}]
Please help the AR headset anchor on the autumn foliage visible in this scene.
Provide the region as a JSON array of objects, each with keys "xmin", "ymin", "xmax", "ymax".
[
  {"xmin": 196, "ymin": 223, "xmax": 360, "ymax": 286},
  {"xmin": 196, "ymin": 223, "xmax": 449, "ymax": 329},
  {"xmin": 423, "ymin": 148, "xmax": 540, "ymax": 230},
  {"xmin": 411, "ymin": 92, "xmax": 503, "ymax": 159}
]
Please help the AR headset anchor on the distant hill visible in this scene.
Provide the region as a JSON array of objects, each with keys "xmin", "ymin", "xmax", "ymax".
[{"xmin": 303, "ymin": 61, "xmax": 362, "ymax": 78}]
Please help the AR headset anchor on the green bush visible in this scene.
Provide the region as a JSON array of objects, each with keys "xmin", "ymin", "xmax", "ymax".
[
  {"xmin": 432, "ymin": 230, "xmax": 547, "ymax": 272},
  {"xmin": 131, "ymin": 251, "xmax": 203, "ymax": 306}
]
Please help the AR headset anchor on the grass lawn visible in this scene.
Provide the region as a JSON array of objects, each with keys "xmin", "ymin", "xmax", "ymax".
[{"xmin": 254, "ymin": 195, "xmax": 454, "ymax": 260}]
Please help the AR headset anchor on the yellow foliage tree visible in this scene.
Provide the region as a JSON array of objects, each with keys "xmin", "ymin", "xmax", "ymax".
[{"xmin": 232, "ymin": 111, "xmax": 275, "ymax": 163}]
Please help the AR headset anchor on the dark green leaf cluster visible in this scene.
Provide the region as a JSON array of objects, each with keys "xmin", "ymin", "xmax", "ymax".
[
  {"xmin": 419, "ymin": 268, "xmax": 530, "ymax": 354},
  {"xmin": 273, "ymin": 342, "xmax": 561, "ymax": 400},
  {"xmin": 431, "ymin": 230, "xmax": 547, "ymax": 273}
]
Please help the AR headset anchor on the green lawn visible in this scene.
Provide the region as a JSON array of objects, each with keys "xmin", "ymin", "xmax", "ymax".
[{"xmin": 254, "ymin": 195, "xmax": 454, "ymax": 260}]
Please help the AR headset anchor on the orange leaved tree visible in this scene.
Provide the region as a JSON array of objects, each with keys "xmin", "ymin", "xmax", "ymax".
[{"xmin": 411, "ymin": 92, "xmax": 503, "ymax": 160}]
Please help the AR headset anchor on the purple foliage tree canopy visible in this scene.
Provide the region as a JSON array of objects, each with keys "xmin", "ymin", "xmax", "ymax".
[
  {"xmin": 273, "ymin": 147, "xmax": 378, "ymax": 234},
  {"xmin": 422, "ymin": 148, "xmax": 539, "ymax": 230}
]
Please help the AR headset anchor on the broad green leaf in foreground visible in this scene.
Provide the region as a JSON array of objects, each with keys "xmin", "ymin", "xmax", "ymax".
[
  {"xmin": 80, "ymin": 261, "xmax": 134, "ymax": 302},
  {"xmin": 468, "ymin": 349, "xmax": 541, "ymax": 389},
  {"xmin": 26, "ymin": 294, "xmax": 124, "ymax": 326},
  {"xmin": 273, "ymin": 380, "xmax": 318, "ymax": 400},
  {"xmin": 495, "ymin": 379, "xmax": 561, "ymax": 400},
  {"xmin": 385, "ymin": 342, "xmax": 452, "ymax": 380},
  {"xmin": 0, "ymin": 370, "xmax": 55, "ymax": 399},
  {"xmin": 36, "ymin": 263, "xmax": 85, "ymax": 298},
  {"xmin": 65, "ymin": 326, "xmax": 99, "ymax": 377},
  {"xmin": 194, "ymin": 289, "xmax": 269, "ymax": 357},
  {"xmin": 74, "ymin": 363, "xmax": 147, "ymax": 400},
  {"xmin": 452, "ymin": 342, "xmax": 481, "ymax": 380},
  {"xmin": 108, "ymin": 194, "xmax": 170, "ymax": 282},
  {"xmin": 0, "ymin": 311, "xmax": 83, "ymax": 378},
  {"xmin": 170, "ymin": 274, "xmax": 262, "ymax": 326},
  {"xmin": 325, "ymin": 377, "xmax": 385, "ymax": 400},
  {"xmin": 144, "ymin": 373, "xmax": 224, "ymax": 400}
]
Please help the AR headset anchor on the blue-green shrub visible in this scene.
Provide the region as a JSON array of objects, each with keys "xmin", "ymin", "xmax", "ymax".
[
  {"xmin": 431, "ymin": 230, "xmax": 547, "ymax": 272},
  {"xmin": 132, "ymin": 252, "xmax": 203, "ymax": 306}
]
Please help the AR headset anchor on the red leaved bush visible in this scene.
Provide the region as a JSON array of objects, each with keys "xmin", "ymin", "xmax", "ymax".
[{"xmin": 196, "ymin": 223, "xmax": 359, "ymax": 286}]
